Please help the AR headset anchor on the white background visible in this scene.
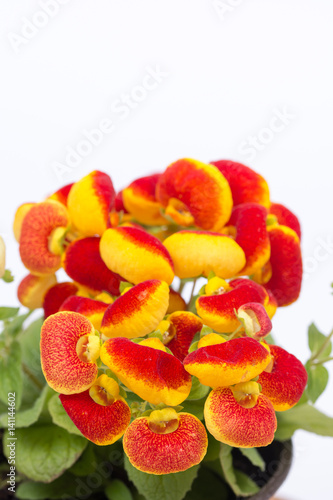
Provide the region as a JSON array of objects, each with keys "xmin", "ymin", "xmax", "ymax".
[{"xmin": 0, "ymin": 1, "xmax": 332, "ymax": 498}]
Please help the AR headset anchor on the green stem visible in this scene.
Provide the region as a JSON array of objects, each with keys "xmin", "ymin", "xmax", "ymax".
[
  {"xmin": 178, "ymin": 280, "xmax": 186, "ymax": 295},
  {"xmin": 309, "ymin": 328, "xmax": 333, "ymax": 362},
  {"xmin": 312, "ymin": 356, "xmax": 333, "ymax": 365},
  {"xmin": 187, "ymin": 279, "xmax": 197, "ymax": 308},
  {"xmin": 228, "ymin": 325, "xmax": 243, "ymax": 340},
  {"xmin": 22, "ymin": 363, "xmax": 44, "ymax": 390}
]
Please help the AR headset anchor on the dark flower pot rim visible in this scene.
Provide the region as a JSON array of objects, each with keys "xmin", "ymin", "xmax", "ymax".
[{"xmin": 236, "ymin": 439, "xmax": 293, "ymax": 500}]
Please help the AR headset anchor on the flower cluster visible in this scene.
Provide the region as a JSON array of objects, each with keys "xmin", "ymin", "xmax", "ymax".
[{"xmin": 14, "ymin": 158, "xmax": 307, "ymax": 475}]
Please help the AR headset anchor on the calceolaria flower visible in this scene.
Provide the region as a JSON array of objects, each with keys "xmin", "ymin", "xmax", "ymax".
[{"xmin": 14, "ymin": 158, "xmax": 309, "ymax": 476}]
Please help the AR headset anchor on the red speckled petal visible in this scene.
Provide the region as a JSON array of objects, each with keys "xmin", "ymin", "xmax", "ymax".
[
  {"xmin": 63, "ymin": 237, "xmax": 121, "ymax": 296},
  {"xmin": 40, "ymin": 311, "xmax": 98, "ymax": 394},
  {"xmin": 270, "ymin": 202, "xmax": 301, "ymax": 240},
  {"xmin": 211, "ymin": 160, "xmax": 270, "ymax": 208},
  {"xmin": 204, "ymin": 387, "xmax": 276, "ymax": 447},
  {"xmin": 123, "ymin": 413, "xmax": 207, "ymax": 474},
  {"xmin": 156, "ymin": 158, "xmax": 233, "ymax": 230},
  {"xmin": 167, "ymin": 311, "xmax": 203, "ymax": 361},
  {"xmin": 67, "ymin": 171, "xmax": 115, "ymax": 236},
  {"xmin": 163, "ymin": 230, "xmax": 245, "ymax": 279},
  {"xmin": 60, "ymin": 391, "xmax": 131, "ymax": 445},
  {"xmin": 18, "ymin": 273, "xmax": 57, "ymax": 309},
  {"xmin": 43, "ymin": 282, "xmax": 79, "ymax": 318},
  {"xmin": 48, "ymin": 183, "xmax": 74, "ymax": 206},
  {"xmin": 196, "ymin": 278, "xmax": 268, "ymax": 333},
  {"xmin": 19, "ymin": 201, "xmax": 69, "ymax": 275},
  {"xmin": 258, "ymin": 345, "xmax": 307, "ymax": 411},
  {"xmin": 184, "ymin": 337, "xmax": 271, "ymax": 387},
  {"xmin": 101, "ymin": 280, "xmax": 169, "ymax": 338},
  {"xmin": 100, "ymin": 226, "xmax": 174, "ymax": 285},
  {"xmin": 100, "ymin": 338, "xmax": 192, "ymax": 406},
  {"xmin": 228, "ymin": 203, "xmax": 270, "ymax": 276},
  {"xmin": 60, "ymin": 296, "xmax": 110, "ymax": 330},
  {"xmin": 122, "ymin": 174, "xmax": 167, "ymax": 225},
  {"xmin": 264, "ymin": 225, "xmax": 302, "ymax": 306}
]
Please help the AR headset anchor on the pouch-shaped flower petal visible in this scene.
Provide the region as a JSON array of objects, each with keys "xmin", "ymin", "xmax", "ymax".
[
  {"xmin": 40, "ymin": 311, "xmax": 100, "ymax": 394},
  {"xmin": 100, "ymin": 226, "xmax": 174, "ymax": 285},
  {"xmin": 196, "ymin": 278, "xmax": 268, "ymax": 333},
  {"xmin": 100, "ymin": 337, "xmax": 192, "ymax": 406},
  {"xmin": 63, "ymin": 237, "xmax": 121, "ymax": 296},
  {"xmin": 18, "ymin": 273, "xmax": 57, "ymax": 309},
  {"xmin": 156, "ymin": 158, "xmax": 233, "ymax": 230},
  {"xmin": 13, "ymin": 203, "xmax": 35, "ymax": 242},
  {"xmin": 184, "ymin": 337, "xmax": 270, "ymax": 388},
  {"xmin": 60, "ymin": 375, "xmax": 131, "ymax": 446},
  {"xmin": 67, "ymin": 170, "xmax": 115, "ymax": 236},
  {"xmin": 60, "ymin": 296, "xmax": 110, "ymax": 330},
  {"xmin": 47, "ymin": 183, "xmax": 74, "ymax": 206},
  {"xmin": 167, "ymin": 288, "xmax": 187, "ymax": 313},
  {"xmin": 258, "ymin": 345, "xmax": 307, "ymax": 411},
  {"xmin": 237, "ymin": 302, "xmax": 272, "ymax": 339},
  {"xmin": 211, "ymin": 160, "xmax": 270, "ymax": 208},
  {"xmin": 163, "ymin": 231, "xmax": 246, "ymax": 279},
  {"xmin": 19, "ymin": 200, "xmax": 69, "ymax": 275},
  {"xmin": 204, "ymin": 387, "xmax": 276, "ymax": 447},
  {"xmin": 101, "ymin": 280, "xmax": 169, "ymax": 338},
  {"xmin": 227, "ymin": 203, "xmax": 270, "ymax": 276},
  {"xmin": 269, "ymin": 202, "xmax": 301, "ymax": 240},
  {"xmin": 123, "ymin": 408, "xmax": 207, "ymax": 474},
  {"xmin": 166, "ymin": 311, "xmax": 203, "ymax": 361},
  {"xmin": 43, "ymin": 282, "xmax": 79, "ymax": 318},
  {"xmin": 122, "ymin": 174, "xmax": 167, "ymax": 226},
  {"xmin": 263, "ymin": 225, "xmax": 302, "ymax": 306}
]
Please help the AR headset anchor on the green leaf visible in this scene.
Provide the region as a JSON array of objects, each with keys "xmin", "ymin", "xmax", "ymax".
[
  {"xmin": 187, "ymin": 377, "xmax": 209, "ymax": 401},
  {"xmin": 3, "ymin": 425, "xmax": 87, "ymax": 483},
  {"xmin": 308, "ymin": 323, "xmax": 332, "ymax": 360},
  {"xmin": 263, "ymin": 332, "xmax": 275, "ymax": 345},
  {"xmin": 119, "ymin": 282, "xmax": 133, "ymax": 293},
  {"xmin": 183, "ymin": 466, "xmax": 229, "ymax": 500},
  {"xmin": 105, "ymin": 479, "xmax": 133, "ymax": 500},
  {"xmin": 200, "ymin": 325, "xmax": 213, "ymax": 337},
  {"xmin": 0, "ymin": 385, "xmax": 50, "ymax": 428},
  {"xmin": 0, "ymin": 307, "xmax": 19, "ymax": 320},
  {"xmin": 68, "ymin": 444, "xmax": 96, "ymax": 477},
  {"xmin": 48, "ymin": 394, "xmax": 83, "ymax": 436},
  {"xmin": 19, "ymin": 318, "xmax": 45, "ymax": 403},
  {"xmin": 188, "ymin": 341, "xmax": 199, "ymax": 353},
  {"xmin": 4, "ymin": 311, "xmax": 32, "ymax": 338},
  {"xmin": 204, "ymin": 433, "xmax": 221, "ymax": 462},
  {"xmin": 305, "ymin": 362, "xmax": 329, "ymax": 403},
  {"xmin": 2, "ymin": 269, "xmax": 14, "ymax": 283},
  {"xmin": 276, "ymin": 403, "xmax": 333, "ymax": 441},
  {"xmin": 0, "ymin": 340, "xmax": 23, "ymax": 409},
  {"xmin": 219, "ymin": 444, "xmax": 259, "ymax": 497},
  {"xmin": 124, "ymin": 455, "xmax": 199, "ymax": 500},
  {"xmin": 16, "ymin": 474, "xmax": 80, "ymax": 499},
  {"xmin": 233, "ymin": 470, "xmax": 260, "ymax": 496},
  {"xmin": 180, "ymin": 398, "xmax": 206, "ymax": 421},
  {"xmin": 239, "ymin": 448, "xmax": 265, "ymax": 471}
]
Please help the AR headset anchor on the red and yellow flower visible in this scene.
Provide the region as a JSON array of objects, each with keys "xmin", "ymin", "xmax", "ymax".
[{"xmin": 15, "ymin": 158, "xmax": 307, "ymax": 474}]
